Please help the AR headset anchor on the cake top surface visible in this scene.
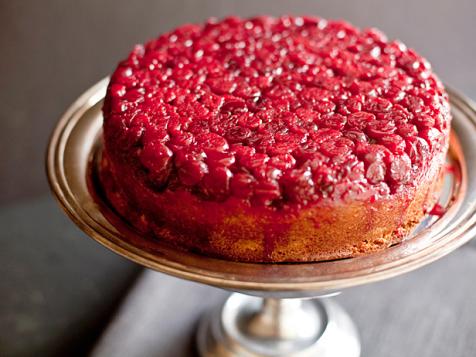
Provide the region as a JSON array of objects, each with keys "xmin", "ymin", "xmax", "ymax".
[{"xmin": 103, "ymin": 16, "xmax": 450, "ymax": 207}]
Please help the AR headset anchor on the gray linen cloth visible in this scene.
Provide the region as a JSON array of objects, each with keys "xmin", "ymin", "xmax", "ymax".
[{"xmin": 91, "ymin": 244, "xmax": 476, "ymax": 357}]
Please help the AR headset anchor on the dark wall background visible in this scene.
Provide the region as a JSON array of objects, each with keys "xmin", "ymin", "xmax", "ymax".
[{"xmin": 0, "ymin": 0, "xmax": 475, "ymax": 204}]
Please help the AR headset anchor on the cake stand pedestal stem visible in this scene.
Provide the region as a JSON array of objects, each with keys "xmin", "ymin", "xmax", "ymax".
[{"xmin": 197, "ymin": 292, "xmax": 361, "ymax": 357}]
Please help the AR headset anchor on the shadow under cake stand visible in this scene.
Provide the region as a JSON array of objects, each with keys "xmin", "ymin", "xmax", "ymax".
[{"xmin": 47, "ymin": 78, "xmax": 476, "ymax": 357}]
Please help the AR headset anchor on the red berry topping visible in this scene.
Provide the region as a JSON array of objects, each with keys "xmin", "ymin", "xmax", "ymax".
[{"xmin": 103, "ymin": 16, "xmax": 451, "ymax": 207}]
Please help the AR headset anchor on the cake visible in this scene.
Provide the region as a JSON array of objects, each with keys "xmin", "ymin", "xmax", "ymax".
[{"xmin": 100, "ymin": 16, "xmax": 451, "ymax": 262}]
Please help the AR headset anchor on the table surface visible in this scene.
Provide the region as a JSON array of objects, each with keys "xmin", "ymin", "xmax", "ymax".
[{"xmin": 2, "ymin": 0, "xmax": 476, "ymax": 356}]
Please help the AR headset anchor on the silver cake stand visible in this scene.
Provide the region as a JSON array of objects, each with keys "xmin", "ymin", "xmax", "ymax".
[{"xmin": 47, "ymin": 78, "xmax": 476, "ymax": 357}]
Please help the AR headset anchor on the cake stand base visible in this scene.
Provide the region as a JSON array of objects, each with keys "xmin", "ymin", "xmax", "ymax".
[{"xmin": 197, "ymin": 293, "xmax": 360, "ymax": 357}]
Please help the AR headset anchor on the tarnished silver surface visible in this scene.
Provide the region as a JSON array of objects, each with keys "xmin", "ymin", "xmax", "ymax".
[{"xmin": 46, "ymin": 79, "xmax": 476, "ymax": 356}]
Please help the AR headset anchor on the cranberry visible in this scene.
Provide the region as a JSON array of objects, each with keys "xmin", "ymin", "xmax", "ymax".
[
  {"xmin": 314, "ymin": 100, "xmax": 336, "ymax": 114},
  {"xmin": 206, "ymin": 77, "xmax": 237, "ymax": 94},
  {"xmin": 225, "ymin": 127, "xmax": 252, "ymax": 143},
  {"xmin": 366, "ymin": 161, "xmax": 386, "ymax": 184},
  {"xmin": 169, "ymin": 131, "xmax": 194, "ymax": 149},
  {"xmin": 109, "ymin": 84, "xmax": 126, "ymax": 97},
  {"xmin": 230, "ymin": 172, "xmax": 256, "ymax": 199},
  {"xmin": 200, "ymin": 166, "xmax": 233, "ymax": 198},
  {"xmin": 312, "ymin": 164, "xmax": 336, "ymax": 190},
  {"xmin": 406, "ymin": 136, "xmax": 430, "ymax": 166},
  {"xmin": 267, "ymin": 142, "xmax": 296, "ymax": 156},
  {"xmin": 364, "ymin": 97, "xmax": 392, "ymax": 113},
  {"xmin": 234, "ymin": 83, "xmax": 261, "ymax": 99},
  {"xmin": 295, "ymin": 108, "xmax": 319, "ymax": 123},
  {"xmin": 200, "ymin": 92, "xmax": 225, "ymax": 112},
  {"xmin": 270, "ymin": 153, "xmax": 296, "ymax": 170},
  {"xmin": 345, "ymin": 96, "xmax": 363, "ymax": 112},
  {"xmin": 220, "ymin": 97, "xmax": 248, "ymax": 113},
  {"xmin": 310, "ymin": 128, "xmax": 342, "ymax": 144},
  {"xmin": 403, "ymin": 95, "xmax": 425, "ymax": 114},
  {"xmin": 253, "ymin": 180, "xmax": 281, "ymax": 205},
  {"xmin": 419, "ymin": 127, "xmax": 442, "ymax": 150},
  {"xmin": 357, "ymin": 144, "xmax": 391, "ymax": 165},
  {"xmin": 389, "ymin": 154, "xmax": 411, "ymax": 184},
  {"xmin": 344, "ymin": 130, "xmax": 368, "ymax": 143},
  {"xmin": 413, "ymin": 113, "xmax": 436, "ymax": 129},
  {"xmin": 319, "ymin": 140, "xmax": 352, "ymax": 162},
  {"xmin": 139, "ymin": 142, "xmax": 173, "ymax": 185},
  {"xmin": 319, "ymin": 113, "xmax": 347, "ymax": 130},
  {"xmin": 397, "ymin": 123, "xmax": 418, "ymax": 137},
  {"xmin": 281, "ymin": 168, "xmax": 315, "ymax": 203},
  {"xmin": 175, "ymin": 151, "xmax": 208, "ymax": 186},
  {"xmin": 347, "ymin": 111, "xmax": 375, "ymax": 130},
  {"xmin": 196, "ymin": 133, "xmax": 229, "ymax": 153},
  {"xmin": 380, "ymin": 134, "xmax": 405, "ymax": 154},
  {"xmin": 366, "ymin": 120, "xmax": 396, "ymax": 138},
  {"xmin": 206, "ymin": 150, "xmax": 236, "ymax": 167}
]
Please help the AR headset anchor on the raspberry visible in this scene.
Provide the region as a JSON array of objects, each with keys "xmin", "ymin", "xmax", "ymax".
[{"xmin": 104, "ymin": 15, "xmax": 451, "ymax": 206}]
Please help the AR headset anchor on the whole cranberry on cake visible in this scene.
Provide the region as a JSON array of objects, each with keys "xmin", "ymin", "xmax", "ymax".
[{"xmin": 101, "ymin": 16, "xmax": 451, "ymax": 262}]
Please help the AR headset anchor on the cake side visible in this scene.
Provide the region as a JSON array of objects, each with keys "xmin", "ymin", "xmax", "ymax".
[{"xmin": 99, "ymin": 141, "xmax": 445, "ymax": 262}]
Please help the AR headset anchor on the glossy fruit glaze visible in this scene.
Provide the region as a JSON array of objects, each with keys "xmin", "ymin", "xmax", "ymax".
[{"xmin": 102, "ymin": 15, "xmax": 451, "ymax": 210}]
